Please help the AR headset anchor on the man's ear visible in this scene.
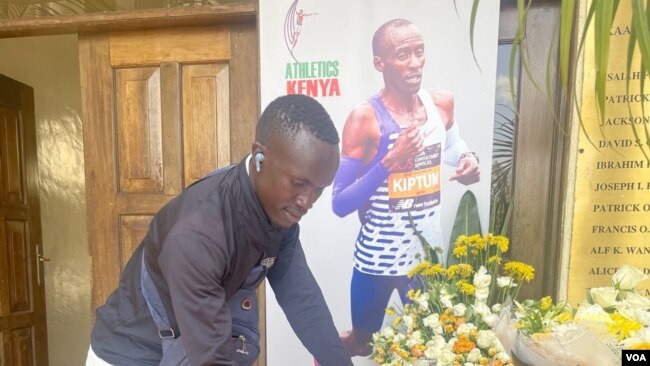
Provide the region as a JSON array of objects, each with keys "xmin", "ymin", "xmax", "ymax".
[
  {"xmin": 373, "ymin": 56, "xmax": 384, "ymax": 72},
  {"xmin": 251, "ymin": 141, "xmax": 265, "ymax": 157}
]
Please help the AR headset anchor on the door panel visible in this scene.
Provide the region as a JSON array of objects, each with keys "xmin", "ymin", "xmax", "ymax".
[
  {"xmin": 0, "ymin": 74, "xmax": 47, "ymax": 366},
  {"xmin": 115, "ymin": 67, "xmax": 163, "ymax": 194},
  {"xmin": 182, "ymin": 63, "xmax": 230, "ymax": 186},
  {"xmin": 81, "ymin": 22, "xmax": 261, "ymax": 363}
]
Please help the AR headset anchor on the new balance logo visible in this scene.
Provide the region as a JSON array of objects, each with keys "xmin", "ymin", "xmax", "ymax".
[{"xmin": 394, "ymin": 199, "xmax": 414, "ymax": 210}]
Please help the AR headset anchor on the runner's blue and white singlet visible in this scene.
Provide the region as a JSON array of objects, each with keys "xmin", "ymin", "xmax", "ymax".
[{"xmin": 353, "ymin": 90, "xmax": 446, "ymax": 276}]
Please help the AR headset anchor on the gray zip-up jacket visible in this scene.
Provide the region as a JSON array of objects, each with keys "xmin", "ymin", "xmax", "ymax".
[{"xmin": 91, "ymin": 158, "xmax": 352, "ymax": 366}]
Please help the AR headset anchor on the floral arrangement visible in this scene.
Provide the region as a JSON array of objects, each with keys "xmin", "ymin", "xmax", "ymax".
[
  {"xmin": 370, "ymin": 234, "xmax": 536, "ymax": 366},
  {"xmin": 505, "ymin": 265, "xmax": 650, "ymax": 366}
]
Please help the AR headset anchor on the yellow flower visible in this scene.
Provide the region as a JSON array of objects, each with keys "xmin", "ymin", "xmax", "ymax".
[
  {"xmin": 488, "ymin": 234, "xmax": 509, "ymax": 253},
  {"xmin": 460, "ymin": 282, "xmax": 476, "ymax": 295},
  {"xmin": 447, "ymin": 264, "xmax": 474, "ymax": 279},
  {"xmin": 422, "ymin": 263, "xmax": 445, "ymax": 276},
  {"xmin": 470, "ymin": 328, "xmax": 479, "ymax": 340},
  {"xmin": 628, "ymin": 342, "xmax": 650, "ymax": 350},
  {"xmin": 487, "ymin": 255, "xmax": 502, "ymax": 265},
  {"xmin": 504, "ymin": 261, "xmax": 535, "ymax": 282},
  {"xmin": 444, "ymin": 324, "xmax": 455, "ymax": 334},
  {"xmin": 479, "ymin": 357, "xmax": 489, "ymax": 365},
  {"xmin": 374, "ymin": 356, "xmax": 385, "ymax": 363},
  {"xmin": 399, "ymin": 349, "xmax": 409, "ymax": 359},
  {"xmin": 540, "ymin": 296, "xmax": 552, "ymax": 311},
  {"xmin": 468, "ymin": 234, "xmax": 486, "ymax": 249},
  {"xmin": 452, "ymin": 245, "xmax": 468, "ymax": 258},
  {"xmin": 607, "ymin": 313, "xmax": 642, "ymax": 341},
  {"xmin": 407, "ymin": 261, "xmax": 431, "ymax": 278},
  {"xmin": 385, "ymin": 307, "xmax": 395, "ymax": 316},
  {"xmin": 455, "ymin": 235, "xmax": 469, "ymax": 247},
  {"xmin": 376, "ymin": 347, "xmax": 385, "ymax": 355},
  {"xmin": 393, "ymin": 316, "xmax": 402, "ymax": 327},
  {"xmin": 406, "ymin": 289, "xmax": 421, "ymax": 301},
  {"xmin": 554, "ymin": 311, "xmax": 573, "ymax": 323}
]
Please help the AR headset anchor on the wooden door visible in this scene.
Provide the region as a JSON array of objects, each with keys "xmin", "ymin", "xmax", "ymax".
[
  {"xmin": 79, "ymin": 22, "xmax": 262, "ymax": 362},
  {"xmin": 0, "ymin": 74, "xmax": 48, "ymax": 365}
]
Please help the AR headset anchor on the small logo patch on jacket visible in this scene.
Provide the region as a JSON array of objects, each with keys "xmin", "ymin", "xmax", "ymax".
[{"xmin": 260, "ymin": 257, "xmax": 276, "ymax": 268}]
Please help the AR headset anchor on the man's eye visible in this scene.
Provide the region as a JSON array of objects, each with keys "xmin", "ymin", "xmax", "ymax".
[{"xmin": 292, "ymin": 180, "xmax": 306, "ymax": 187}]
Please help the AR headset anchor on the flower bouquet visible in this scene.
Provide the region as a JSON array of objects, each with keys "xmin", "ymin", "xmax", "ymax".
[
  {"xmin": 504, "ymin": 265, "xmax": 650, "ymax": 366},
  {"xmin": 370, "ymin": 234, "xmax": 535, "ymax": 366}
]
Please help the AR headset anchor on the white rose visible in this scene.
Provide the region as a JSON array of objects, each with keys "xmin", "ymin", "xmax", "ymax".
[
  {"xmin": 403, "ymin": 315, "xmax": 414, "ymax": 330},
  {"xmin": 634, "ymin": 308, "xmax": 650, "ymax": 326},
  {"xmin": 473, "ymin": 301, "xmax": 491, "ymax": 317},
  {"xmin": 482, "ymin": 313, "xmax": 499, "ymax": 327},
  {"xmin": 406, "ymin": 330, "xmax": 424, "ymax": 348},
  {"xmin": 466, "ymin": 348, "xmax": 482, "ymax": 363},
  {"xmin": 437, "ymin": 350, "xmax": 456, "ymax": 366},
  {"xmin": 492, "ymin": 303, "xmax": 503, "ymax": 314},
  {"xmin": 612, "ymin": 265, "xmax": 648, "ymax": 290},
  {"xmin": 475, "ymin": 287, "xmax": 489, "ymax": 301},
  {"xmin": 589, "ymin": 286, "xmax": 619, "ymax": 308},
  {"xmin": 453, "ymin": 303, "xmax": 467, "ymax": 316},
  {"xmin": 476, "ymin": 329, "xmax": 495, "ymax": 349},
  {"xmin": 624, "ymin": 292, "xmax": 650, "ymax": 310},
  {"xmin": 497, "ymin": 276, "xmax": 517, "ymax": 288},
  {"xmin": 496, "ymin": 351, "xmax": 511, "ymax": 362},
  {"xmin": 423, "ymin": 313, "xmax": 440, "ymax": 328},
  {"xmin": 473, "ymin": 266, "xmax": 492, "ymax": 289},
  {"xmin": 424, "ymin": 344, "xmax": 442, "ymax": 360},
  {"xmin": 372, "ymin": 332, "xmax": 381, "ymax": 342},
  {"xmin": 392, "ymin": 333, "xmax": 406, "ymax": 344},
  {"xmin": 574, "ymin": 303, "xmax": 614, "ymax": 331},
  {"xmin": 430, "ymin": 334, "xmax": 447, "ymax": 348},
  {"xmin": 423, "ymin": 314, "xmax": 443, "ymax": 334},
  {"xmin": 381, "ymin": 327, "xmax": 395, "ymax": 339},
  {"xmin": 456, "ymin": 323, "xmax": 477, "ymax": 336},
  {"xmin": 415, "ymin": 292, "xmax": 430, "ymax": 311},
  {"xmin": 616, "ymin": 303, "xmax": 639, "ymax": 321},
  {"xmin": 440, "ymin": 287, "xmax": 456, "ymax": 309},
  {"xmin": 424, "ymin": 335, "xmax": 446, "ymax": 359}
]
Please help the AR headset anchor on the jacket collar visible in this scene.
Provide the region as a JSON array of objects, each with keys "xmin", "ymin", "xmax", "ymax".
[{"xmin": 220, "ymin": 157, "xmax": 286, "ymax": 252}]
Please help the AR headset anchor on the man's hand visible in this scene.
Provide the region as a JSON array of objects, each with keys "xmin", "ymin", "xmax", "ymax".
[
  {"xmin": 381, "ymin": 123, "xmax": 426, "ymax": 172},
  {"xmin": 449, "ymin": 155, "xmax": 480, "ymax": 185}
]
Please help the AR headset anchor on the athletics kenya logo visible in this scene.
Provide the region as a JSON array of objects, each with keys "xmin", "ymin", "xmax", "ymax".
[{"xmin": 284, "ymin": 0, "xmax": 316, "ymax": 62}]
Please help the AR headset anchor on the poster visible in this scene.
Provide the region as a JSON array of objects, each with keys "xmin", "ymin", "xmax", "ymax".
[{"xmin": 260, "ymin": 1, "xmax": 500, "ymax": 364}]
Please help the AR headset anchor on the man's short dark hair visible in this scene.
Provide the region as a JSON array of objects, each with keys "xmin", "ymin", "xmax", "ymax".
[
  {"xmin": 256, "ymin": 94, "xmax": 339, "ymax": 145},
  {"xmin": 372, "ymin": 18, "xmax": 415, "ymax": 56}
]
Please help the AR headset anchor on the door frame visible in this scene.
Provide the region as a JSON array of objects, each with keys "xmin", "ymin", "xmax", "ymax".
[{"xmin": 0, "ymin": 3, "xmax": 256, "ymax": 38}]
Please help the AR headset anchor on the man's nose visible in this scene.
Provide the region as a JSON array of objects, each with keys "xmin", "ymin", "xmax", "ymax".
[
  {"xmin": 296, "ymin": 191, "xmax": 316, "ymax": 210},
  {"xmin": 409, "ymin": 53, "xmax": 423, "ymax": 68}
]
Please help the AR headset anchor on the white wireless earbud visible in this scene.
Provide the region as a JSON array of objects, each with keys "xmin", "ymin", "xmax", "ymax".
[{"xmin": 254, "ymin": 152, "xmax": 265, "ymax": 172}]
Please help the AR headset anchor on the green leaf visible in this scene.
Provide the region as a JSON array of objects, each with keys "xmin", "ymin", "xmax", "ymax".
[
  {"xmin": 469, "ymin": 0, "xmax": 482, "ymax": 71},
  {"xmin": 593, "ymin": 0, "xmax": 615, "ymax": 127},
  {"xmin": 446, "ymin": 190, "xmax": 482, "ymax": 266},
  {"xmin": 559, "ymin": 0, "xmax": 576, "ymax": 87}
]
